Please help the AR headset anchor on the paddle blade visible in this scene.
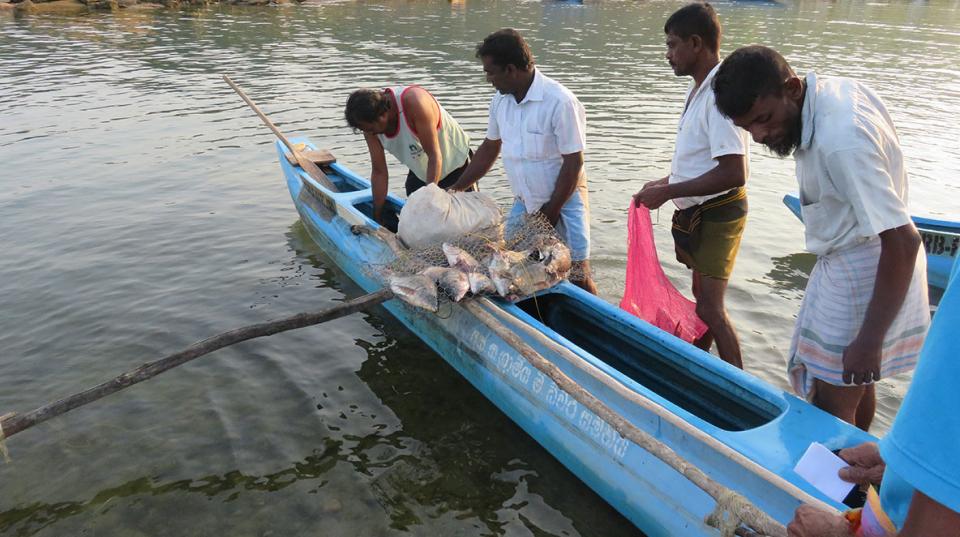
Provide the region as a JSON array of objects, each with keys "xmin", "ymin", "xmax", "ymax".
[{"xmin": 295, "ymin": 152, "xmax": 339, "ymax": 192}]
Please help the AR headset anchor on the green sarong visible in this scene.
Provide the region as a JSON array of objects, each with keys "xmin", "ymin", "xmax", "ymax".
[{"xmin": 671, "ymin": 187, "xmax": 747, "ymax": 280}]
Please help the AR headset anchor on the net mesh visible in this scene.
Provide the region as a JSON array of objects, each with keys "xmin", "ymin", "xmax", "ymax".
[{"xmin": 374, "ymin": 211, "xmax": 588, "ymax": 308}]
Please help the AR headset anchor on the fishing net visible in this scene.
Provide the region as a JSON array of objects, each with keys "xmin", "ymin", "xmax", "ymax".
[{"xmin": 372, "ymin": 210, "xmax": 589, "ymax": 311}]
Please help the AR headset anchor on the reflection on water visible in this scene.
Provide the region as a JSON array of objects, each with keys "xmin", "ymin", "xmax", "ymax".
[
  {"xmin": 0, "ymin": 440, "xmax": 341, "ymax": 536},
  {"xmin": 1, "ymin": 1, "xmax": 959, "ymax": 535}
]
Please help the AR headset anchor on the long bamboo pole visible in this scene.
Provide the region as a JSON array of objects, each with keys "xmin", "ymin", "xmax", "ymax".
[
  {"xmin": 0, "ymin": 289, "xmax": 392, "ymax": 442},
  {"xmin": 483, "ymin": 297, "xmax": 837, "ymax": 513},
  {"xmin": 462, "ymin": 300, "xmax": 788, "ymax": 537}
]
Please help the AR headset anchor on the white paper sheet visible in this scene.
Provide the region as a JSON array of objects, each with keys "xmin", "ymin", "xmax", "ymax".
[{"xmin": 794, "ymin": 442, "xmax": 857, "ymax": 503}]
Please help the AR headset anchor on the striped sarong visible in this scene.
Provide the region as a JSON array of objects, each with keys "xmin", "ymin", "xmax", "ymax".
[{"xmin": 788, "ymin": 238, "xmax": 930, "ymax": 398}]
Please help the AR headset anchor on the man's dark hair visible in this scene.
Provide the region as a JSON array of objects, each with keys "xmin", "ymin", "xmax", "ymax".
[
  {"xmin": 476, "ymin": 28, "xmax": 534, "ymax": 71},
  {"xmin": 712, "ymin": 45, "xmax": 796, "ymax": 118},
  {"xmin": 664, "ymin": 2, "xmax": 721, "ymax": 53},
  {"xmin": 344, "ymin": 89, "xmax": 391, "ymax": 130}
]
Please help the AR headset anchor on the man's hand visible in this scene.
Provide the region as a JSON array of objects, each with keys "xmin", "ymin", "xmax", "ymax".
[
  {"xmin": 842, "ymin": 336, "xmax": 883, "ymax": 385},
  {"xmin": 632, "ymin": 182, "xmax": 673, "ymax": 210},
  {"xmin": 837, "ymin": 442, "xmax": 885, "ymax": 486},
  {"xmin": 537, "ymin": 201, "xmax": 562, "ymax": 227},
  {"xmin": 787, "ymin": 505, "xmax": 852, "ymax": 537}
]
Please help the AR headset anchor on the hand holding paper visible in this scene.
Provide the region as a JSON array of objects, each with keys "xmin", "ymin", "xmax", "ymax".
[{"xmin": 794, "ymin": 442, "xmax": 857, "ymax": 504}]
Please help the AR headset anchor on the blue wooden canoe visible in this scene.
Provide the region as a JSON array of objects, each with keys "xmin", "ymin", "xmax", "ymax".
[
  {"xmin": 279, "ymin": 139, "xmax": 873, "ymax": 536},
  {"xmin": 783, "ymin": 194, "xmax": 959, "ymax": 290}
]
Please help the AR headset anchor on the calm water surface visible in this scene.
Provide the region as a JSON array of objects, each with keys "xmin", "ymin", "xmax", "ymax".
[{"xmin": 2, "ymin": 1, "xmax": 959, "ymax": 535}]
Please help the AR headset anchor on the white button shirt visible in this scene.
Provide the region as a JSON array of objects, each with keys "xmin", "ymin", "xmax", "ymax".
[
  {"xmin": 795, "ymin": 72, "xmax": 912, "ymax": 256},
  {"xmin": 486, "ymin": 69, "xmax": 587, "ymax": 212},
  {"xmin": 670, "ymin": 63, "xmax": 750, "ymax": 210}
]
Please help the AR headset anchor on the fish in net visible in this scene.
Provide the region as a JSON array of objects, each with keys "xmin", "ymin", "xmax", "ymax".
[{"xmin": 379, "ymin": 211, "xmax": 583, "ymax": 312}]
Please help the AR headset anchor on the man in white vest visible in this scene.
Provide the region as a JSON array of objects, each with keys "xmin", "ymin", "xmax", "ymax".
[
  {"xmin": 345, "ymin": 86, "xmax": 474, "ymax": 225},
  {"xmin": 451, "ymin": 28, "xmax": 598, "ymax": 295}
]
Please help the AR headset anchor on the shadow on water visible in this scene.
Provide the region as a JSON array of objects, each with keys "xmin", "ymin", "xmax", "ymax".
[
  {"xmin": 757, "ymin": 249, "xmax": 943, "ymax": 309},
  {"xmin": 754, "ymin": 252, "xmax": 815, "ymax": 300}
]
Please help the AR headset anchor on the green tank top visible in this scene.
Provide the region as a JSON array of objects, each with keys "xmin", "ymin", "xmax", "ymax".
[{"xmin": 378, "ymin": 86, "xmax": 472, "ymax": 180}]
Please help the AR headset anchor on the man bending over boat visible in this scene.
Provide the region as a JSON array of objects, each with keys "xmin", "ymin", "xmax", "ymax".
[
  {"xmin": 712, "ymin": 46, "xmax": 930, "ymax": 430},
  {"xmin": 785, "ymin": 267, "xmax": 960, "ymax": 536},
  {"xmin": 633, "ymin": 3, "xmax": 750, "ymax": 369},
  {"xmin": 450, "ymin": 28, "xmax": 598, "ymax": 295},
  {"xmin": 345, "ymin": 86, "xmax": 474, "ymax": 225}
]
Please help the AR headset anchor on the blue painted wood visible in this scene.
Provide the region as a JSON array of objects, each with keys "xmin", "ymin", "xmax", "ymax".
[
  {"xmin": 279, "ymin": 140, "xmax": 874, "ymax": 536},
  {"xmin": 783, "ymin": 194, "xmax": 958, "ymax": 290}
]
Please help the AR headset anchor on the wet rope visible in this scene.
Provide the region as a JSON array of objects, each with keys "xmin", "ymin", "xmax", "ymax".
[{"xmin": 706, "ymin": 489, "xmax": 761, "ymax": 536}]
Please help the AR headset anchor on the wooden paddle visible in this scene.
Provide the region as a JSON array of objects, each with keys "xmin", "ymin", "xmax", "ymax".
[{"xmin": 223, "ymin": 75, "xmax": 340, "ymax": 193}]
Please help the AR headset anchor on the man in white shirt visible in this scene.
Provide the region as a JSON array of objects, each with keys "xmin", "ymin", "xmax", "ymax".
[
  {"xmin": 634, "ymin": 3, "xmax": 749, "ymax": 369},
  {"xmin": 712, "ymin": 45, "xmax": 930, "ymax": 430},
  {"xmin": 450, "ymin": 28, "xmax": 597, "ymax": 295}
]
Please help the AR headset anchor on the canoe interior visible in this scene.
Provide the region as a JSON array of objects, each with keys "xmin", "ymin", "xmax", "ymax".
[
  {"xmin": 354, "ymin": 199, "xmax": 401, "ymax": 233},
  {"xmin": 515, "ymin": 292, "xmax": 783, "ymax": 431}
]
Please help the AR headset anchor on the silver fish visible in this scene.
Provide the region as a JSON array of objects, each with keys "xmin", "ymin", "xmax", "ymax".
[
  {"xmin": 388, "ymin": 273, "xmax": 438, "ymax": 312},
  {"xmin": 508, "ymin": 261, "xmax": 556, "ymax": 296},
  {"xmin": 544, "ymin": 243, "xmax": 572, "ymax": 276},
  {"xmin": 442, "ymin": 243, "xmax": 481, "ymax": 272},
  {"xmin": 420, "ymin": 267, "xmax": 470, "ymax": 302},
  {"xmin": 467, "ymin": 272, "xmax": 496, "ymax": 295},
  {"xmin": 530, "ymin": 235, "xmax": 572, "ymax": 276},
  {"xmin": 487, "ymin": 250, "xmax": 529, "ymax": 297}
]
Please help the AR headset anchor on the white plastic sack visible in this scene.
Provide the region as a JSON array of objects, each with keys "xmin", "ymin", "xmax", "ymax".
[{"xmin": 397, "ymin": 183, "xmax": 502, "ymax": 249}]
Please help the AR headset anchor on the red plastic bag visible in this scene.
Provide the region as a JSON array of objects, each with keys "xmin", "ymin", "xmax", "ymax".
[{"xmin": 620, "ymin": 204, "xmax": 707, "ymax": 343}]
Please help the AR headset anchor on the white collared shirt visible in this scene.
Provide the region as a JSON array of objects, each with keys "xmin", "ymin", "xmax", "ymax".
[
  {"xmin": 795, "ymin": 72, "xmax": 912, "ymax": 256},
  {"xmin": 670, "ymin": 63, "xmax": 750, "ymax": 210},
  {"xmin": 486, "ymin": 69, "xmax": 587, "ymax": 212}
]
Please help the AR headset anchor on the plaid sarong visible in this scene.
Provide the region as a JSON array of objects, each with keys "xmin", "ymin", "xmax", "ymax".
[{"xmin": 788, "ymin": 238, "xmax": 930, "ymax": 398}]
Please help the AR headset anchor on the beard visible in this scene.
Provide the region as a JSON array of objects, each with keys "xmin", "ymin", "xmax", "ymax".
[{"xmin": 765, "ymin": 109, "xmax": 803, "ymax": 157}]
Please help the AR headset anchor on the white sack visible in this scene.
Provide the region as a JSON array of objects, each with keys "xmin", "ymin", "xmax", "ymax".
[{"xmin": 397, "ymin": 183, "xmax": 501, "ymax": 249}]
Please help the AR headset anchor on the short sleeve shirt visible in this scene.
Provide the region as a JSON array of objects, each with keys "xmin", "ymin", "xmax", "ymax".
[
  {"xmin": 794, "ymin": 73, "xmax": 912, "ymax": 256},
  {"xmin": 486, "ymin": 69, "xmax": 587, "ymax": 212},
  {"xmin": 669, "ymin": 62, "xmax": 751, "ymax": 210},
  {"xmin": 879, "ymin": 261, "xmax": 960, "ymax": 527}
]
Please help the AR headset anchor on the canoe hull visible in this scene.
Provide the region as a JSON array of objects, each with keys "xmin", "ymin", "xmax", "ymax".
[{"xmin": 280, "ymin": 141, "xmax": 873, "ymax": 536}]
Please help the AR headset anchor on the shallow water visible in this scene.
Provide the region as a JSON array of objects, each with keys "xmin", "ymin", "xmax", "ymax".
[{"xmin": 1, "ymin": 1, "xmax": 958, "ymax": 535}]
